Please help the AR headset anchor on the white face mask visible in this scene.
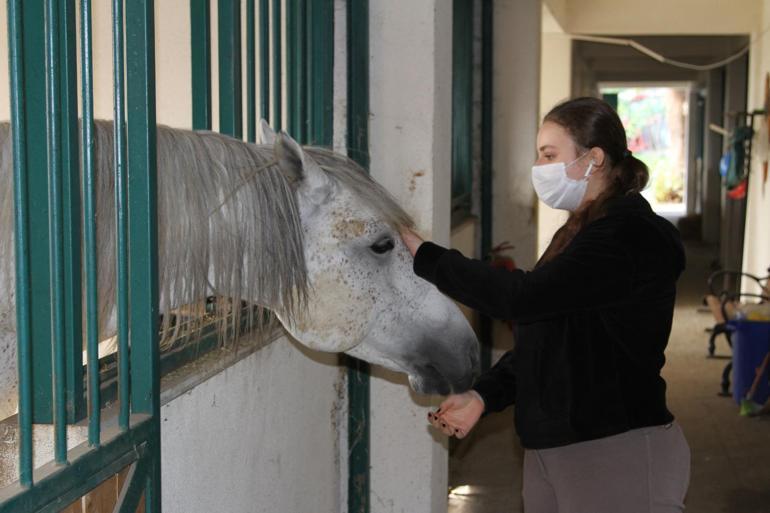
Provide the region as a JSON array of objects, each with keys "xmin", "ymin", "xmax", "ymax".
[{"xmin": 531, "ymin": 152, "xmax": 594, "ymax": 211}]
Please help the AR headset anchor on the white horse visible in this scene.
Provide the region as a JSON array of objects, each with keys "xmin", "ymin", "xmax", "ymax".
[{"xmin": 0, "ymin": 121, "xmax": 480, "ymax": 420}]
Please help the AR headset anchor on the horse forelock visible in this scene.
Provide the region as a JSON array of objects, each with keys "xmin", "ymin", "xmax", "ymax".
[{"xmin": 302, "ymin": 147, "xmax": 415, "ymax": 231}]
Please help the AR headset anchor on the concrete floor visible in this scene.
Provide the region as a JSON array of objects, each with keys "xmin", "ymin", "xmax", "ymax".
[{"xmin": 448, "ymin": 241, "xmax": 770, "ymax": 513}]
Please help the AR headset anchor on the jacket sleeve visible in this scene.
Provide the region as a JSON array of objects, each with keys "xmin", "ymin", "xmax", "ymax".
[
  {"xmin": 412, "ymin": 221, "xmax": 634, "ymax": 321},
  {"xmin": 472, "ymin": 350, "xmax": 517, "ymax": 413}
]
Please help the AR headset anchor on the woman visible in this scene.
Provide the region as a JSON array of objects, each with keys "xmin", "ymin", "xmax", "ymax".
[{"xmin": 401, "ymin": 97, "xmax": 691, "ymax": 513}]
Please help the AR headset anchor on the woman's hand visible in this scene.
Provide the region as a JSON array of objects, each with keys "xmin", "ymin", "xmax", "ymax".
[
  {"xmin": 399, "ymin": 227, "xmax": 424, "ymax": 257},
  {"xmin": 427, "ymin": 391, "xmax": 485, "ymax": 439}
]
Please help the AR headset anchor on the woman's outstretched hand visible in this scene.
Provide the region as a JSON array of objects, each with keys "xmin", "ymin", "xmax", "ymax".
[
  {"xmin": 427, "ymin": 391, "xmax": 485, "ymax": 439},
  {"xmin": 399, "ymin": 227, "xmax": 424, "ymax": 257}
]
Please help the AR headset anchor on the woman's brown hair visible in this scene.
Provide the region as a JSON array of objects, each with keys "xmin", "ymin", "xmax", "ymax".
[{"xmin": 536, "ymin": 97, "xmax": 650, "ymax": 267}]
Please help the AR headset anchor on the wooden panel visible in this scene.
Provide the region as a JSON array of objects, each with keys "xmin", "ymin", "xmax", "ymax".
[
  {"xmin": 82, "ymin": 474, "xmax": 114, "ymax": 513},
  {"xmin": 58, "ymin": 463, "xmax": 145, "ymax": 513}
]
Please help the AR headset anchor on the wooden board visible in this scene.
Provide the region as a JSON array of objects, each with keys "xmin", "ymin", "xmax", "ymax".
[{"xmin": 60, "ymin": 463, "xmax": 145, "ymax": 513}]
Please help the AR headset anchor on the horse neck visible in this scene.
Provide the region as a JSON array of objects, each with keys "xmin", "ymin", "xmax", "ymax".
[{"xmin": 146, "ymin": 125, "xmax": 308, "ymax": 323}]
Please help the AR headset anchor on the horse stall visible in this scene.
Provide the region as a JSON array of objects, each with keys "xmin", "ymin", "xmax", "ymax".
[{"xmin": 0, "ymin": 1, "xmax": 474, "ymax": 512}]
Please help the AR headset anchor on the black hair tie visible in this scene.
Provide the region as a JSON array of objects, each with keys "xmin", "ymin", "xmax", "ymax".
[{"xmin": 623, "ymin": 149, "xmax": 633, "ymax": 159}]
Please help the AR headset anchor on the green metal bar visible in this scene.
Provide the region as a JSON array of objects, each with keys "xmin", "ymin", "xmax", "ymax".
[
  {"xmin": 218, "ymin": 0, "xmax": 242, "ymax": 138},
  {"xmin": 480, "ymin": 0, "xmax": 493, "ymax": 372},
  {"xmin": 347, "ymin": 358, "xmax": 370, "ymax": 513},
  {"xmin": 60, "ymin": 0, "xmax": 86, "ymax": 426},
  {"xmin": 307, "ymin": 0, "xmax": 333, "ymax": 146},
  {"xmin": 272, "ymin": 0, "xmax": 282, "ymax": 130},
  {"xmin": 347, "ymin": 2, "xmax": 370, "ymax": 512},
  {"xmin": 451, "ymin": 0, "xmax": 473, "ymax": 218},
  {"xmin": 44, "ymin": 0, "xmax": 68, "ymax": 465},
  {"xmin": 116, "ymin": 453, "xmax": 150, "ymax": 513},
  {"xmin": 125, "ymin": 0, "xmax": 161, "ymax": 509},
  {"xmin": 286, "ymin": 0, "xmax": 295, "ymax": 135},
  {"xmin": 0, "ymin": 417, "xmax": 153, "ymax": 513},
  {"xmin": 80, "ymin": 0, "xmax": 100, "ymax": 447},
  {"xmin": 7, "ymin": 0, "xmax": 34, "ymax": 487},
  {"xmin": 145, "ymin": 449, "xmax": 160, "ymax": 513},
  {"xmin": 289, "ymin": 0, "xmax": 306, "ymax": 142},
  {"xmin": 259, "ymin": 0, "xmax": 270, "ymax": 122},
  {"xmin": 247, "ymin": 0, "xmax": 256, "ymax": 141},
  {"xmin": 21, "ymin": 0, "xmax": 55, "ymax": 427},
  {"xmin": 347, "ymin": 0, "xmax": 369, "ymax": 169},
  {"xmin": 112, "ymin": 0, "xmax": 130, "ymax": 431},
  {"xmin": 190, "ymin": 0, "xmax": 212, "ymax": 130},
  {"xmin": 126, "ymin": 0, "xmax": 160, "ymax": 419}
]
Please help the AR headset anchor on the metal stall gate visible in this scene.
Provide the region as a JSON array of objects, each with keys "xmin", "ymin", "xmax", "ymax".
[
  {"xmin": 1, "ymin": 0, "xmax": 160, "ymax": 512},
  {"xmin": 2, "ymin": 0, "xmax": 368, "ymax": 511}
]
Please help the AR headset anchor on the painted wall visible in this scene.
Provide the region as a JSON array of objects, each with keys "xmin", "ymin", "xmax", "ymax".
[
  {"xmin": 538, "ymin": 3, "xmax": 571, "ymax": 259},
  {"xmin": 493, "ymin": 0, "xmax": 541, "ymax": 270},
  {"xmin": 369, "ymin": 1, "xmax": 453, "ymax": 511},
  {"xmin": 0, "ymin": 2, "xmax": 6, "ymax": 123},
  {"xmin": 743, "ymin": 0, "xmax": 770, "ymax": 292},
  {"xmin": 161, "ymin": 338, "xmax": 344, "ymax": 513},
  {"xmin": 565, "ymin": 0, "xmax": 760, "ymax": 36}
]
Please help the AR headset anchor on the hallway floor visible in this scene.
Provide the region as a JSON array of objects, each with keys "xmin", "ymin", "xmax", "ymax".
[{"xmin": 448, "ymin": 242, "xmax": 770, "ymax": 513}]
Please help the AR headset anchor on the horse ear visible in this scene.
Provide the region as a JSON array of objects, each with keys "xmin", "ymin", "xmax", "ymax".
[
  {"xmin": 257, "ymin": 119, "xmax": 276, "ymax": 145},
  {"xmin": 274, "ymin": 132, "xmax": 332, "ymax": 203}
]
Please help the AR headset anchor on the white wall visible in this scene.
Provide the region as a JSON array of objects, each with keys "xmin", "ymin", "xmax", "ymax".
[
  {"xmin": 162, "ymin": 338, "xmax": 344, "ymax": 513},
  {"xmin": 492, "ymin": 0, "xmax": 541, "ymax": 271},
  {"xmin": 0, "ymin": 2, "xmax": 7, "ymax": 122},
  {"xmin": 369, "ymin": 1, "xmax": 453, "ymax": 511},
  {"xmin": 565, "ymin": 0, "xmax": 760, "ymax": 35},
  {"xmin": 538, "ymin": 3, "xmax": 571, "ymax": 259},
  {"xmin": 743, "ymin": 0, "xmax": 770, "ymax": 292}
]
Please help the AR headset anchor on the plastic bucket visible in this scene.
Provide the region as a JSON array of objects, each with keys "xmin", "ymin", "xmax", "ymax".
[{"xmin": 728, "ymin": 319, "xmax": 770, "ymax": 405}]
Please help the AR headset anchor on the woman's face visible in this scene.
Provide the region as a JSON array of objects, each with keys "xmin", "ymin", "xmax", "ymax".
[{"xmin": 535, "ymin": 120, "xmax": 609, "ymax": 202}]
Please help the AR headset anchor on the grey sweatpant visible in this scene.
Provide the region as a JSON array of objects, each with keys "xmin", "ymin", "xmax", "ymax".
[{"xmin": 523, "ymin": 422, "xmax": 691, "ymax": 513}]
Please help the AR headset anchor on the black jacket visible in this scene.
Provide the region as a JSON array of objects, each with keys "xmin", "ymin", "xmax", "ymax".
[{"xmin": 413, "ymin": 193, "xmax": 685, "ymax": 449}]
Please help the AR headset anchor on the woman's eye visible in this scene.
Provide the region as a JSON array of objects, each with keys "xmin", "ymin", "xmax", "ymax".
[{"xmin": 370, "ymin": 238, "xmax": 395, "ymax": 255}]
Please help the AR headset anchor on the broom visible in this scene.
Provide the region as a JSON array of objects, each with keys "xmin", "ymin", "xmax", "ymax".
[{"xmin": 740, "ymin": 350, "xmax": 770, "ymax": 416}]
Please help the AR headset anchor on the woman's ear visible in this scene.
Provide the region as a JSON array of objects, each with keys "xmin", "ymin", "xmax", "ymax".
[{"xmin": 589, "ymin": 147, "xmax": 607, "ymax": 169}]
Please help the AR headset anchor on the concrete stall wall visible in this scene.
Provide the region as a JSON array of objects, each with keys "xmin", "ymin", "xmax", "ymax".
[
  {"xmin": 743, "ymin": 0, "xmax": 770, "ymax": 292},
  {"xmin": 161, "ymin": 339, "xmax": 344, "ymax": 513},
  {"xmin": 368, "ymin": 1, "xmax": 453, "ymax": 511}
]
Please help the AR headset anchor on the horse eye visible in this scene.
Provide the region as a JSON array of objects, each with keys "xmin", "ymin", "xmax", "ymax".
[{"xmin": 370, "ymin": 238, "xmax": 395, "ymax": 255}]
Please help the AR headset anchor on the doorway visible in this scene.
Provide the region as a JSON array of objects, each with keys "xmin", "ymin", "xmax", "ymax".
[{"xmin": 601, "ymin": 85, "xmax": 691, "ymax": 219}]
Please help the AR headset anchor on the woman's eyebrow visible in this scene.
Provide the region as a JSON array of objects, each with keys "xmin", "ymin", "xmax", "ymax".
[{"xmin": 538, "ymin": 144, "xmax": 556, "ymax": 152}]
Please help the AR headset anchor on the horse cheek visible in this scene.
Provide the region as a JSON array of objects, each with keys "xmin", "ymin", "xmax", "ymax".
[{"xmin": 289, "ymin": 269, "xmax": 373, "ymax": 352}]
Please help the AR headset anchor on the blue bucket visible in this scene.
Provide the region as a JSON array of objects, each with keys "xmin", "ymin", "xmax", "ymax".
[{"xmin": 728, "ymin": 319, "xmax": 770, "ymax": 405}]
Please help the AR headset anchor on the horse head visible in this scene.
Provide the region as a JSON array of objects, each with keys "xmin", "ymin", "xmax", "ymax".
[{"xmin": 259, "ymin": 122, "xmax": 480, "ymax": 395}]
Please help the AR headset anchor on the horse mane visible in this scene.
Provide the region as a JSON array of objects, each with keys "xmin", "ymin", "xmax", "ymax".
[{"xmin": 0, "ymin": 121, "xmax": 414, "ymax": 349}]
